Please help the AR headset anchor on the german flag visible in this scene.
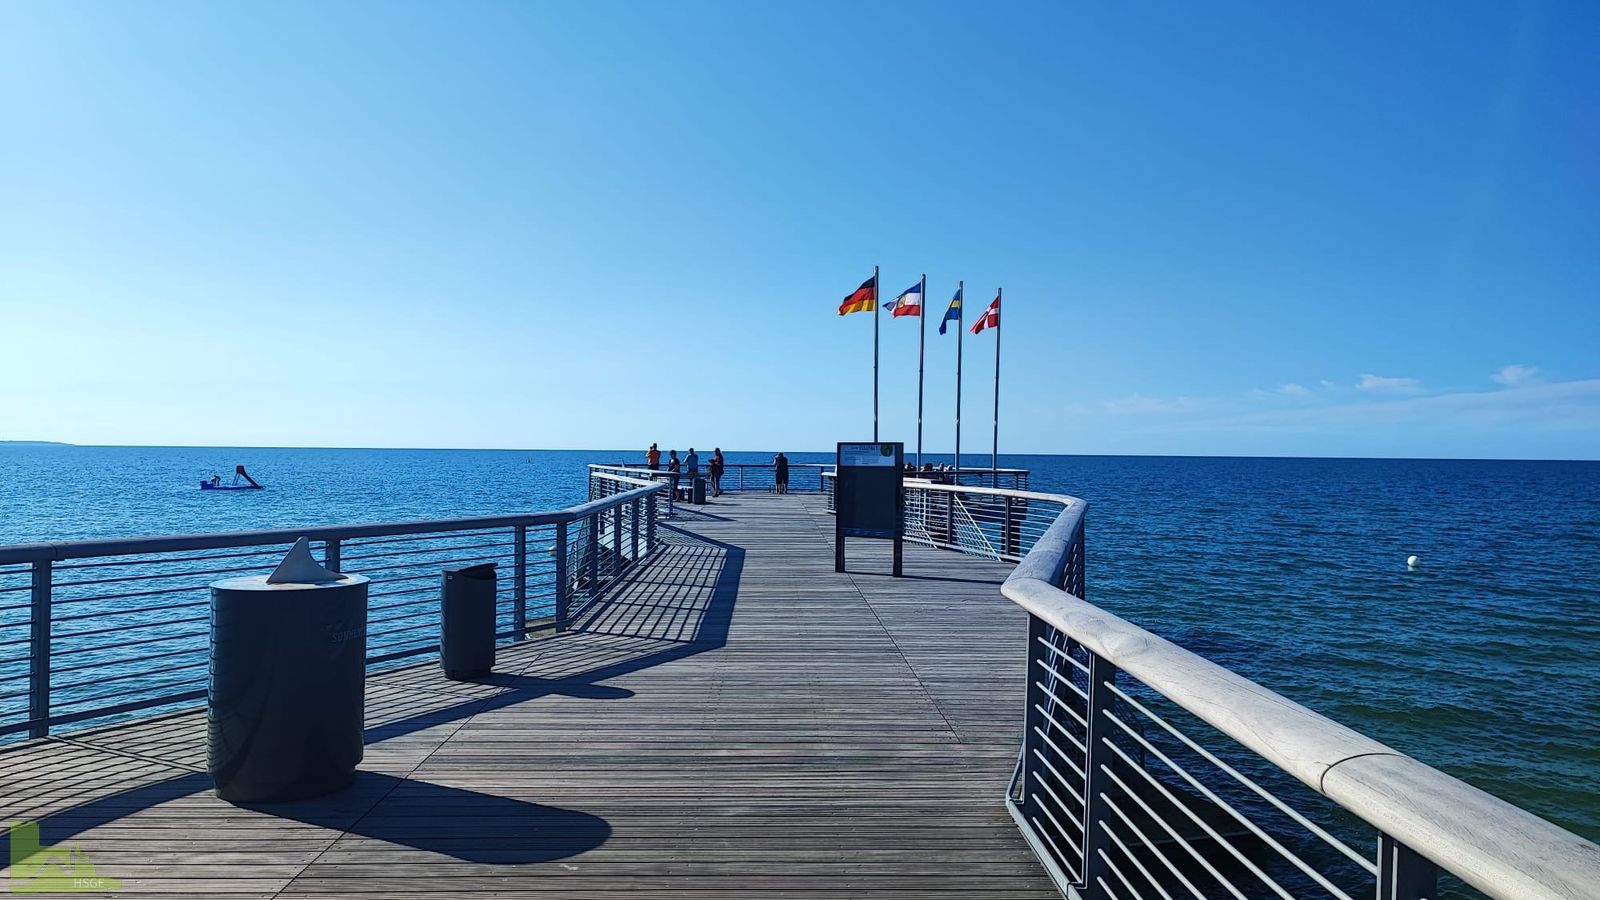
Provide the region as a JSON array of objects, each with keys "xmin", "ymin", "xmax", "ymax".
[{"xmin": 837, "ymin": 274, "xmax": 876, "ymax": 316}]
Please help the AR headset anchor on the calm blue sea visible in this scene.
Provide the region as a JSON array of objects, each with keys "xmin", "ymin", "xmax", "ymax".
[{"xmin": 1, "ymin": 445, "xmax": 1596, "ymax": 839}]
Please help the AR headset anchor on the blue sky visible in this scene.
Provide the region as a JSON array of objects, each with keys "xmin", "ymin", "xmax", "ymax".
[{"xmin": 2, "ymin": 1, "xmax": 1596, "ymax": 458}]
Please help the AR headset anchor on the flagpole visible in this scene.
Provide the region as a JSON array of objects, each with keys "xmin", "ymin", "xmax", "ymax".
[
  {"xmin": 915, "ymin": 273, "xmax": 926, "ymax": 468},
  {"xmin": 873, "ymin": 265, "xmax": 880, "ymax": 441},
  {"xmin": 991, "ymin": 287, "xmax": 1002, "ymax": 478},
  {"xmin": 954, "ymin": 280, "xmax": 963, "ymax": 479}
]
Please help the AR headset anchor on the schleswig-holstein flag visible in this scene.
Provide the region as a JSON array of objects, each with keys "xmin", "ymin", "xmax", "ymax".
[{"xmin": 883, "ymin": 282, "xmax": 923, "ymax": 318}]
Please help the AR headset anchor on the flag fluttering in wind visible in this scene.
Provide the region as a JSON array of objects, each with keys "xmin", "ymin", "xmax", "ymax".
[
  {"xmin": 838, "ymin": 274, "xmax": 877, "ymax": 315},
  {"xmin": 938, "ymin": 286, "xmax": 962, "ymax": 335},
  {"xmin": 970, "ymin": 292, "xmax": 1000, "ymax": 334},
  {"xmin": 883, "ymin": 282, "xmax": 923, "ymax": 318}
]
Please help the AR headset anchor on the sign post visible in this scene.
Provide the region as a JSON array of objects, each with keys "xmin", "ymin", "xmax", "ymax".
[{"xmin": 834, "ymin": 441, "xmax": 904, "ymax": 577}]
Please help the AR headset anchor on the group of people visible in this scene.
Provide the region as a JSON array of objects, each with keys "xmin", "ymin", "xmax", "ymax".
[
  {"xmin": 904, "ymin": 462, "xmax": 958, "ymax": 485},
  {"xmin": 645, "ymin": 444, "xmax": 792, "ymax": 496}
]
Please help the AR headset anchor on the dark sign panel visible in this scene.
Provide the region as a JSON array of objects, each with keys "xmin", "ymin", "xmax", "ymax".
[{"xmin": 835, "ymin": 442, "xmax": 903, "ymax": 576}]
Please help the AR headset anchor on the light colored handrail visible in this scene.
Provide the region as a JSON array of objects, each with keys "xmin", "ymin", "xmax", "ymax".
[{"xmin": 1002, "ymin": 498, "xmax": 1600, "ymax": 899}]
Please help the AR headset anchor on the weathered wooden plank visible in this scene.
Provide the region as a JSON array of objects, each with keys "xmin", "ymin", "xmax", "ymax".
[{"xmin": 1, "ymin": 494, "xmax": 1048, "ymax": 897}]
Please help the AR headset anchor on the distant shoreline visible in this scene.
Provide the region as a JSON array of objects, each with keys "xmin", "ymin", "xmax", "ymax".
[{"xmin": 0, "ymin": 440, "xmax": 1594, "ymax": 463}]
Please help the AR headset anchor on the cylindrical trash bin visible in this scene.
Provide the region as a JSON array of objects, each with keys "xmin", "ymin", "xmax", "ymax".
[
  {"xmin": 692, "ymin": 477, "xmax": 707, "ymax": 504},
  {"xmin": 208, "ymin": 543, "xmax": 368, "ymax": 804},
  {"xmin": 441, "ymin": 562, "xmax": 496, "ymax": 680}
]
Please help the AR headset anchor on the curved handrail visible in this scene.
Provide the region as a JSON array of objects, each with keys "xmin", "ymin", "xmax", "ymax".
[{"xmin": 1001, "ymin": 497, "xmax": 1600, "ymax": 899}]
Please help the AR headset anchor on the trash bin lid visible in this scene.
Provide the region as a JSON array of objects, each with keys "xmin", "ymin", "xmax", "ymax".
[
  {"xmin": 212, "ymin": 573, "xmax": 370, "ymax": 592},
  {"xmin": 212, "ymin": 537, "xmax": 370, "ymax": 592},
  {"xmin": 444, "ymin": 562, "xmax": 497, "ymax": 579}
]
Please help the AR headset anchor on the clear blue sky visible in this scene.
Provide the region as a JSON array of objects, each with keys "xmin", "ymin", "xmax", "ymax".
[{"xmin": 2, "ymin": 1, "xmax": 1596, "ymax": 458}]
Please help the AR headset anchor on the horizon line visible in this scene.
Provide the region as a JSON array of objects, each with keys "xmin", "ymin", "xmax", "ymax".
[{"xmin": 2, "ymin": 440, "xmax": 1595, "ymax": 464}]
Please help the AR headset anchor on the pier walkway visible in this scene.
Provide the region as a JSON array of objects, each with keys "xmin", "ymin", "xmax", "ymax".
[{"xmin": 1, "ymin": 494, "xmax": 1057, "ymax": 898}]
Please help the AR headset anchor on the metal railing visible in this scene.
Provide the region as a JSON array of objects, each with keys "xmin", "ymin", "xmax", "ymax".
[
  {"xmin": 597, "ymin": 461, "xmax": 833, "ymax": 494},
  {"xmin": 823, "ymin": 474, "xmax": 1057, "ymax": 562},
  {"xmin": 994, "ymin": 489, "xmax": 1600, "ymax": 900},
  {"xmin": 0, "ymin": 471, "xmax": 667, "ymax": 742}
]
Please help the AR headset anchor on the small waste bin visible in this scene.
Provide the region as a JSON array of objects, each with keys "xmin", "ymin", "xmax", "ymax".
[
  {"xmin": 692, "ymin": 477, "xmax": 707, "ymax": 504},
  {"xmin": 208, "ymin": 538, "xmax": 367, "ymax": 804},
  {"xmin": 441, "ymin": 562, "xmax": 496, "ymax": 680}
]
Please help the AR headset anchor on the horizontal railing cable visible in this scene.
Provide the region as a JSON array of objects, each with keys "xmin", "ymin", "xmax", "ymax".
[
  {"xmin": 0, "ymin": 477, "xmax": 667, "ymax": 741},
  {"xmin": 987, "ymin": 485, "xmax": 1600, "ymax": 900}
]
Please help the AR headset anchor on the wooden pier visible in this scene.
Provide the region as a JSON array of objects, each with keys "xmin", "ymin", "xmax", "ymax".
[{"xmin": 0, "ymin": 494, "xmax": 1057, "ymax": 898}]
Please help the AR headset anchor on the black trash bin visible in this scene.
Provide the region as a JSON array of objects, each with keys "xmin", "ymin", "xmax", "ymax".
[
  {"xmin": 441, "ymin": 562, "xmax": 496, "ymax": 680},
  {"xmin": 208, "ymin": 544, "xmax": 368, "ymax": 804},
  {"xmin": 692, "ymin": 476, "xmax": 707, "ymax": 504}
]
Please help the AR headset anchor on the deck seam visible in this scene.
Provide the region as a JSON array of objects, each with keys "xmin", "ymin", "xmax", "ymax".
[{"xmin": 798, "ymin": 498, "xmax": 965, "ymax": 743}]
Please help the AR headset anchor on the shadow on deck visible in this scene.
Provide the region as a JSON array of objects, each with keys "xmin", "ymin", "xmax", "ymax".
[{"xmin": 1, "ymin": 494, "xmax": 1050, "ymax": 898}]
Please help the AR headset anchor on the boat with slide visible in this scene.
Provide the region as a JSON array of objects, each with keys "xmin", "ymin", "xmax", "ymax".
[{"xmin": 201, "ymin": 464, "xmax": 263, "ymax": 491}]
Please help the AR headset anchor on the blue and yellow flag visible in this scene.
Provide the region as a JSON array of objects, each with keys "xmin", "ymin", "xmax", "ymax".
[{"xmin": 938, "ymin": 286, "xmax": 962, "ymax": 335}]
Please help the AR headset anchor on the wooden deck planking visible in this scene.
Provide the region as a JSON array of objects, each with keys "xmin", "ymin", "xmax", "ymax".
[{"xmin": 1, "ymin": 493, "xmax": 1053, "ymax": 898}]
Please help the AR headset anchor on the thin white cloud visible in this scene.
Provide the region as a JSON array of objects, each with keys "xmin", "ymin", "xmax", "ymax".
[
  {"xmin": 1357, "ymin": 373, "xmax": 1423, "ymax": 393},
  {"xmin": 1492, "ymin": 364, "xmax": 1539, "ymax": 387},
  {"xmin": 1199, "ymin": 379, "xmax": 1600, "ymax": 432},
  {"xmin": 1278, "ymin": 383, "xmax": 1310, "ymax": 396}
]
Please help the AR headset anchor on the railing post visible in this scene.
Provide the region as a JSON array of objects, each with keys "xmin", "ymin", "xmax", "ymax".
[
  {"xmin": 28, "ymin": 560, "xmax": 51, "ymax": 739},
  {"xmin": 554, "ymin": 521, "xmax": 569, "ymax": 631},
  {"xmin": 630, "ymin": 498, "xmax": 641, "ymax": 562},
  {"xmin": 998, "ymin": 493, "xmax": 1024, "ymax": 557},
  {"xmin": 1377, "ymin": 834, "xmax": 1439, "ymax": 900},
  {"xmin": 586, "ymin": 512, "xmax": 600, "ymax": 594},
  {"xmin": 323, "ymin": 538, "xmax": 341, "ymax": 573},
  {"xmin": 1080, "ymin": 652, "xmax": 1121, "ymax": 898},
  {"xmin": 739, "ymin": 467, "xmax": 745, "ymax": 492},
  {"xmin": 648, "ymin": 492, "xmax": 658, "ymax": 551},
  {"xmin": 945, "ymin": 492, "xmax": 956, "ymax": 547},
  {"xmin": 611, "ymin": 504, "xmax": 623, "ymax": 573},
  {"xmin": 513, "ymin": 525, "xmax": 527, "ymax": 640}
]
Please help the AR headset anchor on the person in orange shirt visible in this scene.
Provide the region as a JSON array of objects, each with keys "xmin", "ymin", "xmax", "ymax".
[{"xmin": 646, "ymin": 443, "xmax": 661, "ymax": 470}]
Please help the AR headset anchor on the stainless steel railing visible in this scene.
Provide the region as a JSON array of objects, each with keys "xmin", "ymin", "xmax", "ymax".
[
  {"xmin": 595, "ymin": 462, "xmax": 834, "ymax": 494},
  {"xmin": 996, "ymin": 490, "xmax": 1600, "ymax": 900},
  {"xmin": 822, "ymin": 473, "xmax": 1059, "ymax": 561},
  {"xmin": 0, "ymin": 472, "xmax": 667, "ymax": 742}
]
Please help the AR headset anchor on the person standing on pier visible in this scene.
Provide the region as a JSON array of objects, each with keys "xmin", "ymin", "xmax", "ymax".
[
  {"xmin": 667, "ymin": 450, "xmax": 681, "ymax": 499},
  {"xmin": 685, "ymin": 447, "xmax": 700, "ymax": 479},
  {"xmin": 646, "ymin": 443, "xmax": 661, "ymax": 470},
  {"xmin": 709, "ymin": 448, "xmax": 725, "ymax": 497},
  {"xmin": 773, "ymin": 451, "xmax": 789, "ymax": 494}
]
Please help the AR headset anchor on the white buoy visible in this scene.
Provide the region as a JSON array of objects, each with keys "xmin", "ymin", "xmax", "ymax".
[{"xmin": 1406, "ymin": 555, "xmax": 1419, "ymax": 570}]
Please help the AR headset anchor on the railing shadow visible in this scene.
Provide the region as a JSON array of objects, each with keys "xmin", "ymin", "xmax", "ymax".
[
  {"xmin": 5, "ymin": 528, "xmax": 744, "ymax": 868},
  {"xmin": 4, "ymin": 770, "xmax": 610, "ymax": 865}
]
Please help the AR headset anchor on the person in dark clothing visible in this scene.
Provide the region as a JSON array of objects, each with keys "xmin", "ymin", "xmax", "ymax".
[
  {"xmin": 709, "ymin": 448, "xmax": 726, "ymax": 497},
  {"xmin": 773, "ymin": 452, "xmax": 790, "ymax": 494}
]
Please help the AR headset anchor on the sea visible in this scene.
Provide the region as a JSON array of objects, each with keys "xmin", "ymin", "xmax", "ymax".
[{"xmin": 1, "ymin": 444, "xmax": 1595, "ymax": 840}]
